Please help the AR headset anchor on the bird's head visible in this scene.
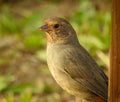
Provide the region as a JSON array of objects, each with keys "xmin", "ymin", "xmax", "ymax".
[{"xmin": 40, "ymin": 17, "xmax": 78, "ymax": 44}]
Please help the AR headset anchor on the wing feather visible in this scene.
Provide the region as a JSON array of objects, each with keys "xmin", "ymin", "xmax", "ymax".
[{"xmin": 63, "ymin": 45, "xmax": 108, "ymax": 100}]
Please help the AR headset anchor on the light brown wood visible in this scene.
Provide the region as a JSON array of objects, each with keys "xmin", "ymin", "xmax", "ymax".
[{"xmin": 109, "ymin": 0, "xmax": 120, "ymax": 101}]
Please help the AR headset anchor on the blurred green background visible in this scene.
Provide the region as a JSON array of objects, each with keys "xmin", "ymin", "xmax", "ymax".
[{"xmin": 0, "ymin": 0, "xmax": 110, "ymax": 102}]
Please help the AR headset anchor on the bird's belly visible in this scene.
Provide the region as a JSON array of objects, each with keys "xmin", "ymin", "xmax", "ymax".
[
  {"xmin": 47, "ymin": 47, "xmax": 95, "ymax": 100},
  {"xmin": 48, "ymin": 65, "xmax": 94, "ymax": 100}
]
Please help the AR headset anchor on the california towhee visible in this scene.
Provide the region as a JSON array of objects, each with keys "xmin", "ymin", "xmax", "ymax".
[{"xmin": 40, "ymin": 17, "xmax": 108, "ymax": 102}]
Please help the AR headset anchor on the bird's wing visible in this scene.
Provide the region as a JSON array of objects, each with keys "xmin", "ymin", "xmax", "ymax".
[{"xmin": 63, "ymin": 45, "xmax": 108, "ymax": 100}]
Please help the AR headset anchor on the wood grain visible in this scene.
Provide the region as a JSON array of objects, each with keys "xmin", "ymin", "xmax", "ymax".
[{"xmin": 109, "ymin": 0, "xmax": 120, "ymax": 101}]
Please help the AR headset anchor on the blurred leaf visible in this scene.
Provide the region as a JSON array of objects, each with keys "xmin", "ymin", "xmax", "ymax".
[
  {"xmin": 19, "ymin": 13, "xmax": 43, "ymax": 33},
  {"xmin": 0, "ymin": 76, "xmax": 8, "ymax": 92},
  {"xmin": 8, "ymin": 83, "xmax": 36, "ymax": 93},
  {"xmin": 36, "ymin": 50, "xmax": 46, "ymax": 61},
  {"xmin": 0, "ymin": 75, "xmax": 14, "ymax": 92},
  {"xmin": 5, "ymin": 93, "xmax": 14, "ymax": 102},
  {"xmin": 23, "ymin": 35, "xmax": 45, "ymax": 51},
  {"xmin": 43, "ymin": 85, "xmax": 53, "ymax": 94},
  {"xmin": 71, "ymin": 0, "xmax": 110, "ymax": 56},
  {"xmin": 20, "ymin": 89, "xmax": 32, "ymax": 102},
  {"xmin": 79, "ymin": 35, "xmax": 106, "ymax": 55},
  {"xmin": 0, "ymin": 13, "xmax": 19, "ymax": 34},
  {"xmin": 0, "ymin": 57, "xmax": 9, "ymax": 67}
]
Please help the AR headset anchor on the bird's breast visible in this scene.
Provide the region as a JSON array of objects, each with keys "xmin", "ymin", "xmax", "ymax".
[
  {"xmin": 46, "ymin": 44, "xmax": 72, "ymax": 90},
  {"xmin": 46, "ymin": 44, "xmax": 93, "ymax": 99}
]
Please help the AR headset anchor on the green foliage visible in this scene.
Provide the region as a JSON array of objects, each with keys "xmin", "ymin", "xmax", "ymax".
[
  {"xmin": 71, "ymin": 0, "xmax": 110, "ymax": 55},
  {"xmin": 7, "ymin": 83, "xmax": 36, "ymax": 93},
  {"xmin": 0, "ymin": 11, "xmax": 42, "ymax": 35},
  {"xmin": 20, "ymin": 90, "xmax": 32, "ymax": 102},
  {"xmin": 36, "ymin": 50, "xmax": 47, "ymax": 61},
  {"xmin": 0, "ymin": 6, "xmax": 47, "ymax": 51},
  {"xmin": 23, "ymin": 35, "xmax": 45, "ymax": 51},
  {"xmin": 0, "ymin": 75, "xmax": 13, "ymax": 92},
  {"xmin": 0, "ymin": 12, "xmax": 19, "ymax": 34},
  {"xmin": 5, "ymin": 93, "xmax": 14, "ymax": 102},
  {"xmin": 4, "ymin": 90, "xmax": 33, "ymax": 102},
  {"xmin": 43, "ymin": 85, "xmax": 54, "ymax": 94}
]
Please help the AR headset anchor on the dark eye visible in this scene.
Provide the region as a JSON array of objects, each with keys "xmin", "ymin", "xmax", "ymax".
[{"xmin": 54, "ymin": 24, "xmax": 60, "ymax": 29}]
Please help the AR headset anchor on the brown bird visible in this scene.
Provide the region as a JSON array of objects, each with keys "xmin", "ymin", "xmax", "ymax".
[{"xmin": 40, "ymin": 17, "xmax": 108, "ymax": 102}]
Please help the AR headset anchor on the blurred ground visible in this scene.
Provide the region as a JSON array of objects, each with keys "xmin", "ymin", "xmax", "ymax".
[{"xmin": 0, "ymin": 0, "xmax": 111, "ymax": 102}]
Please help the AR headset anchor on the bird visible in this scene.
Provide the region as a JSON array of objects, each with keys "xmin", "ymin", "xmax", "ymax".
[{"xmin": 40, "ymin": 17, "xmax": 108, "ymax": 102}]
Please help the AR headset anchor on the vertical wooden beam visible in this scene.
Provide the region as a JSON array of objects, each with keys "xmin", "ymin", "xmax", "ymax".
[{"xmin": 109, "ymin": 0, "xmax": 120, "ymax": 101}]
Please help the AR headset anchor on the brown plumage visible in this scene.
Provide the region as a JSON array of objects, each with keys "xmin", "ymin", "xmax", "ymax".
[{"xmin": 40, "ymin": 17, "xmax": 108, "ymax": 102}]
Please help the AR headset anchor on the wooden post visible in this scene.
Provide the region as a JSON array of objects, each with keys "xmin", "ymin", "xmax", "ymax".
[{"xmin": 109, "ymin": 0, "xmax": 120, "ymax": 101}]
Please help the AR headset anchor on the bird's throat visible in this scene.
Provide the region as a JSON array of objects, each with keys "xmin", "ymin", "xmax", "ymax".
[{"xmin": 46, "ymin": 33, "xmax": 54, "ymax": 43}]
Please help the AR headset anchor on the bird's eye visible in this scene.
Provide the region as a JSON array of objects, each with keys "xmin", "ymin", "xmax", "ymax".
[{"xmin": 54, "ymin": 24, "xmax": 60, "ymax": 29}]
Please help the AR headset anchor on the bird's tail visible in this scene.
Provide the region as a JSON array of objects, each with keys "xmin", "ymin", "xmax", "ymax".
[{"xmin": 94, "ymin": 97, "xmax": 107, "ymax": 102}]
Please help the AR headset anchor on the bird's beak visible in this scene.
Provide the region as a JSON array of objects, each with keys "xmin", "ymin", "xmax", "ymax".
[{"xmin": 39, "ymin": 24, "xmax": 48, "ymax": 31}]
